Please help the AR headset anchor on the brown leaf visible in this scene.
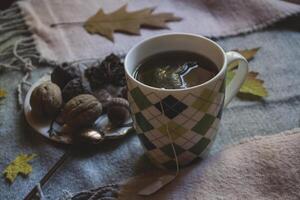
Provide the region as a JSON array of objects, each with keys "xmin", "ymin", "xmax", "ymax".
[
  {"xmin": 84, "ymin": 5, "xmax": 182, "ymax": 41},
  {"xmin": 228, "ymin": 47, "xmax": 260, "ymax": 71}
]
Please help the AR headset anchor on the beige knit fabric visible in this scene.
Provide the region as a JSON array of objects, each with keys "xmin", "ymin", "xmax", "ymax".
[
  {"xmin": 18, "ymin": 0, "xmax": 300, "ymax": 62},
  {"xmin": 118, "ymin": 128, "xmax": 300, "ymax": 200}
]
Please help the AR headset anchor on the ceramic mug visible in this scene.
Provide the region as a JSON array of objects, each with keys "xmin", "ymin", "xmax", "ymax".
[{"xmin": 125, "ymin": 33, "xmax": 248, "ymax": 168}]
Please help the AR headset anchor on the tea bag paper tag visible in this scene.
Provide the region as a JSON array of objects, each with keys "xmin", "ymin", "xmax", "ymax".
[{"xmin": 138, "ymin": 175, "xmax": 176, "ymax": 196}]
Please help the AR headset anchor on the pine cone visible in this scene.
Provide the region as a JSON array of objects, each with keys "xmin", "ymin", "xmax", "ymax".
[
  {"xmin": 85, "ymin": 54, "xmax": 126, "ymax": 89},
  {"xmin": 51, "ymin": 63, "xmax": 82, "ymax": 89}
]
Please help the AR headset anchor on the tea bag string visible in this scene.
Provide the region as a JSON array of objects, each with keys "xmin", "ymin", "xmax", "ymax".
[
  {"xmin": 138, "ymin": 101, "xmax": 180, "ymax": 196},
  {"xmin": 159, "ymin": 100, "xmax": 180, "ymax": 176}
]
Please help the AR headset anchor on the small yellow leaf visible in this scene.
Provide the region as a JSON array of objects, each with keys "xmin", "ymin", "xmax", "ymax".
[
  {"xmin": 240, "ymin": 71, "xmax": 268, "ymax": 97},
  {"xmin": 226, "ymin": 71, "xmax": 268, "ymax": 97},
  {"xmin": 0, "ymin": 88, "xmax": 6, "ymax": 99},
  {"xmin": 3, "ymin": 153, "xmax": 37, "ymax": 183},
  {"xmin": 228, "ymin": 47, "xmax": 260, "ymax": 71},
  {"xmin": 84, "ymin": 4, "xmax": 181, "ymax": 41}
]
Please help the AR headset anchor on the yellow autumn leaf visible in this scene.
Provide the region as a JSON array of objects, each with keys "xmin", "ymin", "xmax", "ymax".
[
  {"xmin": 240, "ymin": 72, "xmax": 268, "ymax": 97},
  {"xmin": 0, "ymin": 88, "xmax": 6, "ymax": 99},
  {"xmin": 226, "ymin": 71, "xmax": 268, "ymax": 97},
  {"xmin": 3, "ymin": 154, "xmax": 37, "ymax": 183}
]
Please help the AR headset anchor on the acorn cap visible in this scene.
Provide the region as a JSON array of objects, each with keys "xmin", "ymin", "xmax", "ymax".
[{"xmin": 107, "ymin": 97, "xmax": 130, "ymax": 127}]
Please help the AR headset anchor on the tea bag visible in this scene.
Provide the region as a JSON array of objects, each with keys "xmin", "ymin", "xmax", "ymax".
[{"xmin": 152, "ymin": 62, "xmax": 216, "ymax": 89}]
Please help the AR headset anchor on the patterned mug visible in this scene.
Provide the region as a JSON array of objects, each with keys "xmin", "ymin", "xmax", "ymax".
[{"xmin": 125, "ymin": 33, "xmax": 248, "ymax": 168}]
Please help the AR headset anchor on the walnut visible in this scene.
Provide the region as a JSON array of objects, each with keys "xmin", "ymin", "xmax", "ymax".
[
  {"xmin": 107, "ymin": 97, "xmax": 130, "ymax": 127},
  {"xmin": 30, "ymin": 81, "xmax": 63, "ymax": 118},
  {"xmin": 62, "ymin": 78, "xmax": 91, "ymax": 102},
  {"xmin": 61, "ymin": 94, "xmax": 102, "ymax": 128}
]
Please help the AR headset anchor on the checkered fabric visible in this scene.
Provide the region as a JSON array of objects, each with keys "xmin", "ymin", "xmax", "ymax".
[{"xmin": 127, "ymin": 75, "xmax": 225, "ymax": 168}]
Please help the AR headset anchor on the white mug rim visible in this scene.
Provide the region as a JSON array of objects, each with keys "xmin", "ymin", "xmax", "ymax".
[{"xmin": 124, "ymin": 33, "xmax": 227, "ymax": 92}]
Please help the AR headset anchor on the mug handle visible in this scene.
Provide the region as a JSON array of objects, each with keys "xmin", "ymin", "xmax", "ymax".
[{"xmin": 224, "ymin": 51, "xmax": 249, "ymax": 107}]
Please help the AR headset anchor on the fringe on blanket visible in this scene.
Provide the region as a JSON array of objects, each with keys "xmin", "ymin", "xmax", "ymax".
[{"xmin": 0, "ymin": 2, "xmax": 59, "ymax": 108}]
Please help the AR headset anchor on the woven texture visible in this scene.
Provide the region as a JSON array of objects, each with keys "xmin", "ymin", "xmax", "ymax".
[
  {"xmin": 18, "ymin": 0, "xmax": 300, "ymax": 62},
  {"xmin": 0, "ymin": 2, "xmax": 299, "ymax": 200},
  {"xmin": 118, "ymin": 128, "xmax": 300, "ymax": 200}
]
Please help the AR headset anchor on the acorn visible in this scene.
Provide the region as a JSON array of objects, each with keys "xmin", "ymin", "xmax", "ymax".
[
  {"xmin": 107, "ymin": 97, "xmax": 130, "ymax": 127},
  {"xmin": 61, "ymin": 94, "xmax": 102, "ymax": 128},
  {"xmin": 30, "ymin": 81, "xmax": 63, "ymax": 118}
]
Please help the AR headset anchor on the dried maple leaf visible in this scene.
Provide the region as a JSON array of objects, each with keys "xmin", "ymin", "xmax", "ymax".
[
  {"xmin": 84, "ymin": 5, "xmax": 182, "ymax": 41},
  {"xmin": 228, "ymin": 47, "xmax": 260, "ymax": 71},
  {"xmin": 3, "ymin": 153, "xmax": 36, "ymax": 183}
]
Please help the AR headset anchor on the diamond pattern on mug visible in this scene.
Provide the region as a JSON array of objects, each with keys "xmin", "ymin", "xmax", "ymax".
[
  {"xmin": 151, "ymin": 137, "xmax": 169, "ymax": 148},
  {"xmin": 173, "ymin": 114, "xmax": 189, "ymax": 127},
  {"xmin": 181, "ymin": 106, "xmax": 198, "ymax": 119},
  {"xmin": 158, "ymin": 121, "xmax": 187, "ymax": 140},
  {"xmin": 177, "ymin": 151, "xmax": 198, "ymax": 166},
  {"xmin": 160, "ymin": 143, "xmax": 185, "ymax": 158},
  {"xmin": 189, "ymin": 137, "xmax": 211, "ymax": 155},
  {"xmin": 213, "ymin": 93, "xmax": 224, "ymax": 104},
  {"xmin": 130, "ymin": 87, "xmax": 152, "ymax": 110},
  {"xmin": 192, "ymin": 98, "xmax": 211, "ymax": 112},
  {"xmin": 174, "ymin": 136, "xmax": 188, "ymax": 146},
  {"xmin": 200, "ymin": 88, "xmax": 216, "ymax": 101},
  {"xmin": 205, "ymin": 127, "xmax": 217, "ymax": 139},
  {"xmin": 192, "ymin": 114, "xmax": 216, "ymax": 135},
  {"xmin": 141, "ymin": 109, "xmax": 155, "ymax": 121},
  {"xmin": 192, "ymin": 111, "xmax": 205, "ymax": 121},
  {"xmin": 146, "ymin": 92, "xmax": 161, "ymax": 104},
  {"xmin": 212, "ymin": 118, "xmax": 220, "ymax": 129},
  {"xmin": 148, "ymin": 118, "xmax": 163, "ymax": 128},
  {"xmin": 147, "ymin": 105, "xmax": 162, "ymax": 117},
  {"xmin": 155, "ymin": 95, "xmax": 188, "ymax": 119},
  {"xmin": 182, "ymin": 141, "xmax": 197, "ymax": 150},
  {"xmin": 181, "ymin": 94, "xmax": 197, "ymax": 105},
  {"xmin": 147, "ymin": 149, "xmax": 170, "ymax": 164},
  {"xmin": 144, "ymin": 130, "xmax": 159, "ymax": 141},
  {"xmin": 137, "ymin": 134, "xmax": 156, "ymax": 150},
  {"xmin": 207, "ymin": 103, "xmax": 219, "ymax": 116},
  {"xmin": 134, "ymin": 112, "xmax": 154, "ymax": 132}
]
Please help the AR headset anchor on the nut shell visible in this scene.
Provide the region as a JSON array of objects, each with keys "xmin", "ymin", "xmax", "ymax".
[
  {"xmin": 62, "ymin": 94, "xmax": 102, "ymax": 128},
  {"xmin": 51, "ymin": 63, "xmax": 82, "ymax": 89},
  {"xmin": 92, "ymin": 89, "xmax": 112, "ymax": 111},
  {"xmin": 30, "ymin": 81, "xmax": 63, "ymax": 118},
  {"xmin": 107, "ymin": 97, "xmax": 130, "ymax": 127},
  {"xmin": 62, "ymin": 78, "xmax": 91, "ymax": 102},
  {"xmin": 85, "ymin": 54, "xmax": 125, "ymax": 89}
]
